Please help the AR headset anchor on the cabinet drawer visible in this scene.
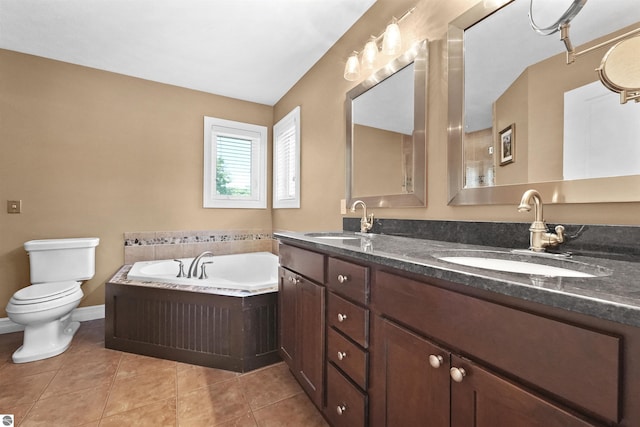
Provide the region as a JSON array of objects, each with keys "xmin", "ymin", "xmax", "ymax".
[
  {"xmin": 327, "ymin": 257, "xmax": 369, "ymax": 304},
  {"xmin": 328, "ymin": 292, "xmax": 369, "ymax": 348},
  {"xmin": 328, "ymin": 327, "xmax": 368, "ymax": 389},
  {"xmin": 373, "ymin": 270, "xmax": 621, "ymax": 423},
  {"xmin": 326, "ymin": 363, "xmax": 367, "ymax": 427},
  {"xmin": 279, "ymin": 244, "xmax": 325, "ymax": 284}
]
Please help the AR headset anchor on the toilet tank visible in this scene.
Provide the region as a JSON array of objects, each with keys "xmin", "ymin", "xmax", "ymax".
[{"xmin": 24, "ymin": 238, "xmax": 99, "ymax": 284}]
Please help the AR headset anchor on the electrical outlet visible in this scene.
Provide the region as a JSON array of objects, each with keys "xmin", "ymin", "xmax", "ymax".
[
  {"xmin": 340, "ymin": 199, "xmax": 347, "ymax": 215},
  {"xmin": 7, "ymin": 200, "xmax": 22, "ymax": 214}
]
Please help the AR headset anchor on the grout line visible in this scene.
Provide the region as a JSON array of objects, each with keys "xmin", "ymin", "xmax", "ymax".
[
  {"xmin": 98, "ymin": 351, "xmax": 124, "ymax": 423},
  {"xmin": 174, "ymin": 363, "xmax": 179, "ymax": 427},
  {"xmin": 16, "ymin": 400, "xmax": 37, "ymax": 427},
  {"xmin": 232, "ymin": 373, "xmax": 256, "ymax": 423}
]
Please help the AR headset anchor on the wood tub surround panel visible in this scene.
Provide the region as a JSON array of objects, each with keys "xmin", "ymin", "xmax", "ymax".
[{"xmin": 105, "ymin": 282, "xmax": 279, "ymax": 372}]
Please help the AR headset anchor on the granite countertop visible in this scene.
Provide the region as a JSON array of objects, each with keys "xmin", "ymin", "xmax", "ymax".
[{"xmin": 274, "ymin": 230, "xmax": 640, "ymax": 328}]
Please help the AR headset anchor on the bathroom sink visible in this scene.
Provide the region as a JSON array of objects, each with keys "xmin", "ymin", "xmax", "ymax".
[
  {"xmin": 434, "ymin": 250, "xmax": 611, "ymax": 278},
  {"xmin": 304, "ymin": 232, "xmax": 362, "ymax": 240}
]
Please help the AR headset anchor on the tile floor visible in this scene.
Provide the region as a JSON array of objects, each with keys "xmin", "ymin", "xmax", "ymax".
[{"xmin": 0, "ymin": 319, "xmax": 329, "ymax": 426}]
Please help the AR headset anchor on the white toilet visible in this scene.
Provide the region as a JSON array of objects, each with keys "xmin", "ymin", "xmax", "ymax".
[{"xmin": 5, "ymin": 237, "xmax": 99, "ymax": 363}]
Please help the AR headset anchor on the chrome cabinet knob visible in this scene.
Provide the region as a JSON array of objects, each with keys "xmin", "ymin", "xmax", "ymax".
[
  {"xmin": 428, "ymin": 354, "xmax": 444, "ymax": 368},
  {"xmin": 337, "ymin": 313, "xmax": 348, "ymax": 322},
  {"xmin": 337, "ymin": 351, "xmax": 347, "ymax": 361},
  {"xmin": 337, "ymin": 274, "xmax": 349, "ymax": 283},
  {"xmin": 450, "ymin": 367, "xmax": 466, "ymax": 383},
  {"xmin": 336, "ymin": 404, "xmax": 347, "ymax": 415},
  {"xmin": 288, "ymin": 276, "xmax": 299, "ymax": 284}
]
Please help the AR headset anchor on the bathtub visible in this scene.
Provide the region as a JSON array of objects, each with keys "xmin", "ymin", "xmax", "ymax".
[
  {"xmin": 107, "ymin": 250, "xmax": 281, "ymax": 372},
  {"xmin": 127, "ymin": 251, "xmax": 278, "ymax": 292}
]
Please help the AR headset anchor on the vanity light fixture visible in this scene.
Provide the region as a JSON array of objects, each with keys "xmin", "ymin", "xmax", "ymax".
[
  {"xmin": 529, "ymin": 0, "xmax": 640, "ymax": 103},
  {"xmin": 362, "ymin": 36, "xmax": 379, "ymax": 70},
  {"xmin": 343, "ymin": 7, "xmax": 415, "ymax": 81},
  {"xmin": 381, "ymin": 17, "xmax": 402, "ymax": 56},
  {"xmin": 344, "ymin": 51, "xmax": 361, "ymax": 81}
]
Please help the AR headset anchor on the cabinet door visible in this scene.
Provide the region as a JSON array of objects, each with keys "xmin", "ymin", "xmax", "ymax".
[
  {"xmin": 374, "ymin": 319, "xmax": 450, "ymax": 427},
  {"xmin": 278, "ymin": 267, "xmax": 297, "ymax": 366},
  {"xmin": 450, "ymin": 355, "xmax": 600, "ymax": 427},
  {"xmin": 296, "ymin": 276, "xmax": 325, "ymax": 408}
]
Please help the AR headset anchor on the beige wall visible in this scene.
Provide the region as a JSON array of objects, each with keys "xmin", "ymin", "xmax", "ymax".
[
  {"xmin": 3, "ymin": 0, "xmax": 640, "ymax": 318},
  {"xmin": 0, "ymin": 49, "xmax": 273, "ymax": 317},
  {"xmin": 273, "ymin": 0, "xmax": 640, "ymax": 233}
]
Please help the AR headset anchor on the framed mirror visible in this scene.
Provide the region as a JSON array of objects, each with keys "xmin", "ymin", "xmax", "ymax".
[
  {"xmin": 448, "ymin": 0, "xmax": 640, "ymax": 205},
  {"xmin": 347, "ymin": 39, "xmax": 428, "ymax": 208}
]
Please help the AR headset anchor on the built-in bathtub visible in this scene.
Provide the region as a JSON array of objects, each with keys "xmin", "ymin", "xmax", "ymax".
[
  {"xmin": 127, "ymin": 252, "xmax": 278, "ymax": 293},
  {"xmin": 105, "ymin": 251, "xmax": 280, "ymax": 372}
]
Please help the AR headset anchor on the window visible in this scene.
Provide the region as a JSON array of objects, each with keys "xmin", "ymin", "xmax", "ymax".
[
  {"xmin": 273, "ymin": 106, "xmax": 301, "ymax": 208},
  {"xmin": 204, "ymin": 116, "xmax": 267, "ymax": 208}
]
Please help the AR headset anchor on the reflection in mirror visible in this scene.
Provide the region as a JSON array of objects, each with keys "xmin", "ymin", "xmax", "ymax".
[
  {"xmin": 347, "ymin": 40, "xmax": 427, "ymax": 208},
  {"xmin": 448, "ymin": 0, "xmax": 640, "ymax": 205},
  {"xmin": 597, "ymin": 36, "xmax": 640, "ymax": 103}
]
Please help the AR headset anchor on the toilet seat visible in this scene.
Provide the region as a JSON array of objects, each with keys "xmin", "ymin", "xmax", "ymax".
[
  {"xmin": 7, "ymin": 281, "xmax": 83, "ymax": 315},
  {"xmin": 11, "ymin": 281, "xmax": 80, "ymax": 304}
]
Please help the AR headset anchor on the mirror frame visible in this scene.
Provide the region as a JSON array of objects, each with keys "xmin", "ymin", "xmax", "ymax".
[
  {"xmin": 347, "ymin": 39, "xmax": 428, "ymax": 208},
  {"xmin": 447, "ymin": 1, "xmax": 640, "ymax": 205}
]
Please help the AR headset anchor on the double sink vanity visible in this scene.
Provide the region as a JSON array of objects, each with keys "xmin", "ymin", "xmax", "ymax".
[
  {"xmin": 275, "ymin": 225, "xmax": 640, "ymax": 427},
  {"xmin": 309, "ymin": 0, "xmax": 640, "ymax": 423}
]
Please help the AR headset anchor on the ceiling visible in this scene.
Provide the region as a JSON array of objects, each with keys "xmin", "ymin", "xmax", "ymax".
[{"xmin": 0, "ymin": 0, "xmax": 377, "ymax": 106}]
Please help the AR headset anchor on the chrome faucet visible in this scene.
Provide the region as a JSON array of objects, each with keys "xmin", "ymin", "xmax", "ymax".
[
  {"xmin": 188, "ymin": 251, "xmax": 214, "ymax": 278},
  {"xmin": 518, "ymin": 189, "xmax": 565, "ymax": 252},
  {"xmin": 350, "ymin": 200, "xmax": 374, "ymax": 233}
]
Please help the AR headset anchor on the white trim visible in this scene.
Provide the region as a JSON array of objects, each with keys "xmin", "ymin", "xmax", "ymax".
[
  {"xmin": 0, "ymin": 317, "xmax": 23, "ymax": 334},
  {"xmin": 0, "ymin": 304, "xmax": 105, "ymax": 335},
  {"xmin": 273, "ymin": 106, "xmax": 301, "ymax": 209},
  {"xmin": 203, "ymin": 116, "xmax": 268, "ymax": 209}
]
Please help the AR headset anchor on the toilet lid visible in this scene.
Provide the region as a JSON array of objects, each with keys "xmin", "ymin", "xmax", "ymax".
[
  {"xmin": 7, "ymin": 286, "xmax": 83, "ymax": 315},
  {"xmin": 12, "ymin": 281, "xmax": 80, "ymax": 304}
]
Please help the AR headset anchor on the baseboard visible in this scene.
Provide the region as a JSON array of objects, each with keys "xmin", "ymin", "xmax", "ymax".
[
  {"xmin": 0, "ymin": 304, "xmax": 105, "ymax": 335},
  {"xmin": 70, "ymin": 304, "xmax": 105, "ymax": 323}
]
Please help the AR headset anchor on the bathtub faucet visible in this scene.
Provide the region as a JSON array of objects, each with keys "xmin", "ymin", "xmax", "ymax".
[{"xmin": 188, "ymin": 251, "xmax": 214, "ymax": 278}]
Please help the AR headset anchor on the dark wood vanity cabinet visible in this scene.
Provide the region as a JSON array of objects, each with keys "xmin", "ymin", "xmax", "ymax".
[
  {"xmin": 370, "ymin": 270, "xmax": 619, "ymax": 427},
  {"xmin": 369, "ymin": 318, "xmax": 450, "ymax": 427},
  {"xmin": 278, "ymin": 244, "xmax": 326, "ymax": 409},
  {"xmin": 278, "ymin": 241, "xmax": 639, "ymax": 427},
  {"xmin": 449, "ymin": 354, "xmax": 600, "ymax": 427},
  {"xmin": 370, "ymin": 317, "xmax": 600, "ymax": 427},
  {"xmin": 325, "ymin": 256, "xmax": 370, "ymax": 427}
]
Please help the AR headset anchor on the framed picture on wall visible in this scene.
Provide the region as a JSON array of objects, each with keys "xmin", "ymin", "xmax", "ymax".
[{"xmin": 499, "ymin": 124, "xmax": 515, "ymax": 166}]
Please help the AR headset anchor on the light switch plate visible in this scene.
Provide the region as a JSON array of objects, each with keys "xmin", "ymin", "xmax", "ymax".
[{"xmin": 7, "ymin": 200, "xmax": 22, "ymax": 214}]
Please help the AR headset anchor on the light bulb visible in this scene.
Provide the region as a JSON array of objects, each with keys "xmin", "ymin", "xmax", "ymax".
[
  {"xmin": 344, "ymin": 52, "xmax": 361, "ymax": 81},
  {"xmin": 362, "ymin": 36, "xmax": 378, "ymax": 70},
  {"xmin": 382, "ymin": 18, "xmax": 401, "ymax": 56}
]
